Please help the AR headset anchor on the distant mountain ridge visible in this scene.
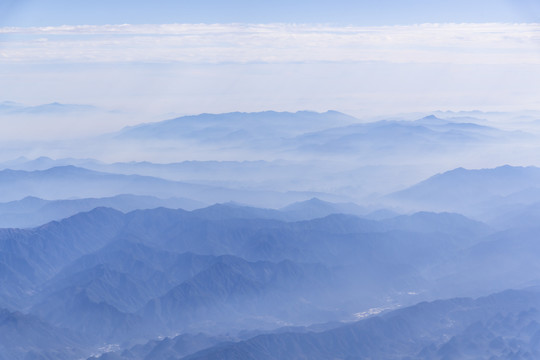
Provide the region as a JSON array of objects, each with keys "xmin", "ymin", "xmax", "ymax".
[
  {"xmin": 115, "ymin": 110, "xmax": 357, "ymax": 140},
  {"xmin": 0, "ymin": 101, "xmax": 99, "ymax": 114},
  {"xmin": 2, "ymin": 103, "xmax": 540, "ymax": 360},
  {"xmin": 0, "ymin": 194, "xmax": 205, "ymax": 228},
  {"xmin": 0, "ymin": 165, "xmax": 343, "ymax": 207},
  {"xmin": 387, "ymin": 165, "xmax": 540, "ymax": 214}
]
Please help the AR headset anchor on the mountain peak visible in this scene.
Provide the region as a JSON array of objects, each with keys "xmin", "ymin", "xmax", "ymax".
[
  {"xmin": 281, "ymin": 197, "xmax": 333, "ymax": 212},
  {"xmin": 414, "ymin": 114, "xmax": 446, "ymax": 125}
]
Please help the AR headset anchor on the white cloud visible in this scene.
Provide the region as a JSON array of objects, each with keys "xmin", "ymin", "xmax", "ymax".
[{"xmin": 0, "ymin": 23, "xmax": 539, "ymax": 65}]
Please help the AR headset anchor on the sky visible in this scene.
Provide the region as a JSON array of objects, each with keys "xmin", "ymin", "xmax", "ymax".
[
  {"xmin": 1, "ymin": 0, "xmax": 539, "ymax": 26},
  {"xmin": 0, "ymin": 0, "xmax": 539, "ymax": 139}
]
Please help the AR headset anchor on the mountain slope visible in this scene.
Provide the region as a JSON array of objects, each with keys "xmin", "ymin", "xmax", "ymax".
[
  {"xmin": 0, "ymin": 166, "xmax": 340, "ymax": 207},
  {"xmin": 280, "ymin": 197, "xmax": 367, "ymax": 220},
  {"xmin": 140, "ymin": 255, "xmax": 333, "ymax": 332},
  {"xmin": 0, "ymin": 207, "xmax": 125, "ymax": 307},
  {"xmin": 0, "ymin": 194, "xmax": 205, "ymax": 228},
  {"xmin": 0, "ymin": 308, "xmax": 87, "ymax": 360},
  {"xmin": 184, "ymin": 288, "xmax": 540, "ymax": 360},
  {"xmin": 388, "ymin": 165, "xmax": 540, "ymax": 213},
  {"xmin": 115, "ymin": 111, "xmax": 356, "ymax": 142}
]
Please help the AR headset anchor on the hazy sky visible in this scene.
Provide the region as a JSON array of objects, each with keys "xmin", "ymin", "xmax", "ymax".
[{"xmin": 1, "ymin": 1, "xmax": 539, "ymax": 139}]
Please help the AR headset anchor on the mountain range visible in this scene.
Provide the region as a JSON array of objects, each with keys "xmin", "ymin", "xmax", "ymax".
[
  {"xmin": 182, "ymin": 288, "xmax": 540, "ymax": 360},
  {"xmin": 1, "ymin": 196, "xmax": 534, "ymax": 358},
  {"xmin": 0, "ymin": 101, "xmax": 99, "ymax": 115},
  {"xmin": 0, "ymin": 165, "xmax": 345, "ymax": 208},
  {"xmin": 387, "ymin": 165, "xmax": 540, "ymax": 216},
  {"xmin": 2, "ymin": 109, "xmax": 540, "ymax": 359}
]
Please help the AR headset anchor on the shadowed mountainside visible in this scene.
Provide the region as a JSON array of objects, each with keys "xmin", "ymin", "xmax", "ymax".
[{"xmin": 184, "ymin": 288, "xmax": 540, "ymax": 360}]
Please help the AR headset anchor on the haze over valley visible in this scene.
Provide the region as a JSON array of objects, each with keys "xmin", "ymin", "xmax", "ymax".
[
  {"xmin": 2, "ymin": 0, "xmax": 540, "ymax": 359},
  {"xmin": 1, "ymin": 108, "xmax": 540, "ymax": 359}
]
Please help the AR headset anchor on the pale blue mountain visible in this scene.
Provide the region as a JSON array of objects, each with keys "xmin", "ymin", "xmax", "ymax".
[
  {"xmin": 0, "ymin": 166, "xmax": 217, "ymax": 202},
  {"xmin": 413, "ymin": 114, "xmax": 483, "ymax": 125},
  {"xmin": 0, "ymin": 157, "xmax": 433, "ymax": 202},
  {"xmin": 381, "ymin": 211, "xmax": 491, "ymax": 240},
  {"xmin": 433, "ymin": 226, "xmax": 540, "ymax": 298},
  {"xmin": 0, "ymin": 101, "xmax": 24, "ymax": 113},
  {"xmin": 111, "ymin": 112, "xmax": 515, "ymax": 156},
  {"xmin": 432, "ymin": 109, "xmax": 540, "ymax": 123},
  {"xmin": 362, "ymin": 208, "xmax": 401, "ymax": 220},
  {"xmin": 2, "ymin": 111, "xmax": 537, "ymax": 206},
  {"xmin": 473, "ymin": 188, "xmax": 540, "ymax": 226},
  {"xmin": 290, "ymin": 115, "xmax": 516, "ymax": 157},
  {"xmin": 91, "ymin": 111, "xmax": 532, "ymax": 176},
  {"xmin": 294, "ymin": 121, "xmax": 452, "ymax": 154},
  {"xmin": 191, "ymin": 200, "xmax": 371, "ymax": 222},
  {"xmin": 114, "ymin": 111, "xmax": 356, "ymax": 142},
  {"xmin": 413, "ymin": 115, "xmax": 520, "ymax": 139},
  {"xmin": 388, "ymin": 165, "xmax": 540, "ymax": 213},
  {"xmin": 280, "ymin": 197, "xmax": 368, "ymax": 220},
  {"xmin": 0, "ymin": 157, "xmax": 313, "ymax": 188},
  {"xmin": 0, "ymin": 196, "xmax": 48, "ymax": 213},
  {"xmin": 485, "ymin": 201, "xmax": 540, "ymax": 230},
  {"xmin": 4, "ymin": 102, "xmax": 99, "ymax": 114},
  {"xmin": 0, "ymin": 157, "xmax": 359, "ymax": 200},
  {"xmin": 189, "ymin": 202, "xmax": 286, "ymax": 221},
  {"xmin": 0, "ymin": 194, "xmax": 205, "ymax": 228},
  {"xmin": 0, "ymin": 156, "xmax": 103, "ymax": 171},
  {"xmin": 0, "ymin": 165, "xmax": 341, "ymax": 207}
]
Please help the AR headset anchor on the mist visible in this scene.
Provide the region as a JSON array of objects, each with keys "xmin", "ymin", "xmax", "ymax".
[{"xmin": 2, "ymin": 4, "xmax": 540, "ymax": 359}]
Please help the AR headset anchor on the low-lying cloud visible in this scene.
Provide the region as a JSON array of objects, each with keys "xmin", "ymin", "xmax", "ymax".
[{"xmin": 1, "ymin": 23, "xmax": 539, "ymax": 65}]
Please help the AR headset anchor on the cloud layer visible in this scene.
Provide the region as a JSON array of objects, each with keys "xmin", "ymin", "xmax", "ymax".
[{"xmin": 1, "ymin": 23, "xmax": 539, "ymax": 65}]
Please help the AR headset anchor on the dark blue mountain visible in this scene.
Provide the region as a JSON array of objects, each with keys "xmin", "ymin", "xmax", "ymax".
[
  {"xmin": 0, "ymin": 308, "xmax": 87, "ymax": 360},
  {"xmin": 0, "ymin": 207, "xmax": 125, "ymax": 307},
  {"xmin": 140, "ymin": 255, "xmax": 332, "ymax": 332},
  {"xmin": 89, "ymin": 333, "xmax": 228, "ymax": 360},
  {"xmin": 184, "ymin": 288, "xmax": 540, "ymax": 360},
  {"xmin": 0, "ymin": 203, "xmax": 510, "ymax": 358}
]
